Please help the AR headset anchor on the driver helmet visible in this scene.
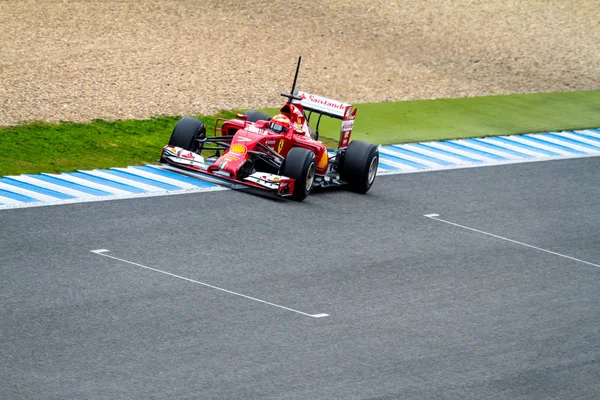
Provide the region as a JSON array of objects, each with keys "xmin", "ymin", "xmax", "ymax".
[{"xmin": 269, "ymin": 114, "xmax": 291, "ymax": 134}]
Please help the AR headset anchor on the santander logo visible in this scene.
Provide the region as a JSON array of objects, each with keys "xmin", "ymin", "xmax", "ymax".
[{"xmin": 306, "ymin": 94, "xmax": 345, "ymax": 109}]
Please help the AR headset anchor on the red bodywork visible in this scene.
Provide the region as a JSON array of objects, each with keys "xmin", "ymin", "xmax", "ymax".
[{"xmin": 210, "ymin": 102, "xmax": 330, "ymax": 178}]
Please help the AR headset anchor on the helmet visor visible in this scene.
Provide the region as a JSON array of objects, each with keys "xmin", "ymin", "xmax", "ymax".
[{"xmin": 270, "ymin": 122, "xmax": 286, "ymax": 134}]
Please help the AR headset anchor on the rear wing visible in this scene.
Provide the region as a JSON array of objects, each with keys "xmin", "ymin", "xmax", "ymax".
[{"xmin": 295, "ymin": 91, "xmax": 357, "ymax": 149}]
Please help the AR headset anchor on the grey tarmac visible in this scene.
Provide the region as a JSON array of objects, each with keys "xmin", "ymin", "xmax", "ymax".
[{"xmin": 1, "ymin": 157, "xmax": 599, "ymax": 399}]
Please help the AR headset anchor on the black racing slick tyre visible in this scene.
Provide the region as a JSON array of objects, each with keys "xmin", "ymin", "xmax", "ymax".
[
  {"xmin": 281, "ymin": 147, "xmax": 316, "ymax": 201},
  {"xmin": 244, "ymin": 110, "xmax": 271, "ymax": 123},
  {"xmin": 169, "ymin": 116, "xmax": 206, "ymax": 152},
  {"xmin": 339, "ymin": 140, "xmax": 379, "ymax": 194}
]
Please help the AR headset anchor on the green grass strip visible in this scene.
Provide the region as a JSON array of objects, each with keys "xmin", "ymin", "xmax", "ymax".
[
  {"xmin": 0, "ymin": 111, "xmax": 238, "ymax": 176},
  {"xmin": 1, "ymin": 90, "xmax": 599, "ymax": 176},
  {"xmin": 260, "ymin": 90, "xmax": 600, "ymax": 145}
]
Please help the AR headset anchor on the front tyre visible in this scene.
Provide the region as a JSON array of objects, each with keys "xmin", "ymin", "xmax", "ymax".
[
  {"xmin": 169, "ymin": 116, "xmax": 206, "ymax": 152},
  {"xmin": 281, "ymin": 147, "xmax": 316, "ymax": 201},
  {"xmin": 339, "ymin": 140, "xmax": 379, "ymax": 194}
]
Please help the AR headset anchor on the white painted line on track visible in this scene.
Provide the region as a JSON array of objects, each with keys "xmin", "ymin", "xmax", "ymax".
[
  {"xmin": 401, "ymin": 143, "xmax": 470, "ymax": 164},
  {"xmin": 527, "ymin": 133, "xmax": 592, "ymax": 153},
  {"xmin": 559, "ymin": 131, "xmax": 600, "ymax": 148},
  {"xmin": 422, "ymin": 141, "xmax": 496, "ymax": 161},
  {"xmin": 0, "ymin": 194, "xmax": 26, "ymax": 205},
  {"xmin": 424, "ymin": 214, "xmax": 600, "ymax": 269},
  {"xmin": 481, "ymin": 137, "xmax": 550, "ymax": 157},
  {"xmin": 112, "ymin": 167, "xmax": 198, "ymax": 189},
  {"xmin": 451, "ymin": 139, "xmax": 521, "ymax": 159},
  {"xmin": 376, "ymin": 155, "xmax": 418, "ymax": 171},
  {"xmin": 505, "ymin": 135, "xmax": 574, "ymax": 155},
  {"xmin": 0, "ymin": 185, "xmax": 226, "ymax": 211},
  {"xmin": 91, "ymin": 249, "xmax": 329, "ymax": 318},
  {"xmin": 0, "ymin": 181, "xmax": 58, "ymax": 202},
  {"xmin": 80, "ymin": 170, "xmax": 165, "ymax": 192},
  {"xmin": 379, "ymin": 147, "xmax": 441, "ymax": 168},
  {"xmin": 580, "ymin": 129, "xmax": 600, "ymax": 139},
  {"xmin": 42, "ymin": 173, "xmax": 132, "ymax": 195},
  {"xmin": 7, "ymin": 175, "xmax": 95, "ymax": 198}
]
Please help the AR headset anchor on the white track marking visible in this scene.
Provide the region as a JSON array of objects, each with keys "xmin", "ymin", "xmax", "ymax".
[
  {"xmin": 451, "ymin": 139, "xmax": 522, "ymax": 159},
  {"xmin": 79, "ymin": 170, "xmax": 165, "ymax": 192},
  {"xmin": 0, "ymin": 185, "xmax": 227, "ymax": 211},
  {"xmin": 423, "ymin": 141, "xmax": 496, "ymax": 161},
  {"xmin": 0, "ymin": 194, "xmax": 25, "ymax": 205},
  {"xmin": 401, "ymin": 143, "xmax": 469, "ymax": 164},
  {"xmin": 91, "ymin": 249, "xmax": 329, "ymax": 318},
  {"xmin": 482, "ymin": 137, "xmax": 551, "ymax": 157},
  {"xmin": 378, "ymin": 147, "xmax": 441, "ymax": 168},
  {"xmin": 505, "ymin": 135, "xmax": 574, "ymax": 155},
  {"xmin": 0, "ymin": 182, "xmax": 56, "ymax": 201},
  {"xmin": 6, "ymin": 175, "xmax": 94, "ymax": 198},
  {"xmin": 527, "ymin": 133, "xmax": 594, "ymax": 153},
  {"xmin": 424, "ymin": 214, "xmax": 600, "ymax": 269},
  {"xmin": 377, "ymin": 156, "xmax": 419, "ymax": 171},
  {"xmin": 41, "ymin": 173, "xmax": 131, "ymax": 195},
  {"xmin": 580, "ymin": 130, "xmax": 600, "ymax": 139},
  {"xmin": 112, "ymin": 167, "xmax": 198, "ymax": 189},
  {"xmin": 559, "ymin": 132, "xmax": 600, "ymax": 148}
]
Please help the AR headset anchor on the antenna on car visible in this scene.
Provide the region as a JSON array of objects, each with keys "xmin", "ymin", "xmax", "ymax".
[
  {"xmin": 290, "ymin": 56, "xmax": 301, "ymax": 95},
  {"xmin": 281, "ymin": 56, "xmax": 303, "ymax": 103}
]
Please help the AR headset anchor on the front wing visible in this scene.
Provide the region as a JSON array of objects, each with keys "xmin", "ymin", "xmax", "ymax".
[{"xmin": 160, "ymin": 145, "xmax": 296, "ymax": 196}]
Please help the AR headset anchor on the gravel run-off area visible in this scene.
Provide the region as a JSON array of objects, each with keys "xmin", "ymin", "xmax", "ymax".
[{"xmin": 0, "ymin": 0, "xmax": 598, "ymax": 126}]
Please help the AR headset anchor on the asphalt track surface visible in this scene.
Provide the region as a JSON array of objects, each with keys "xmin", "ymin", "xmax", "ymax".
[{"xmin": 1, "ymin": 157, "xmax": 599, "ymax": 400}]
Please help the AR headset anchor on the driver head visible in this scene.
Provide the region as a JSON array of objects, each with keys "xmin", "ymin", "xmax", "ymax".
[{"xmin": 269, "ymin": 114, "xmax": 291, "ymax": 134}]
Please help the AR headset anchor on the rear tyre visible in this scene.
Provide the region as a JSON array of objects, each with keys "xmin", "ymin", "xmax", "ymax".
[
  {"xmin": 339, "ymin": 140, "xmax": 379, "ymax": 194},
  {"xmin": 169, "ymin": 116, "xmax": 206, "ymax": 152},
  {"xmin": 244, "ymin": 110, "xmax": 271, "ymax": 123},
  {"xmin": 281, "ymin": 147, "xmax": 316, "ymax": 201}
]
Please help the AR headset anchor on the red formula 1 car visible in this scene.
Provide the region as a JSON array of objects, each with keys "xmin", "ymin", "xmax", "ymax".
[{"xmin": 160, "ymin": 58, "xmax": 378, "ymax": 201}]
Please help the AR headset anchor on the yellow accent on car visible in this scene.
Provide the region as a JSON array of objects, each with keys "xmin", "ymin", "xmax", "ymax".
[
  {"xmin": 230, "ymin": 144, "xmax": 247, "ymax": 154},
  {"xmin": 317, "ymin": 151, "xmax": 328, "ymax": 169}
]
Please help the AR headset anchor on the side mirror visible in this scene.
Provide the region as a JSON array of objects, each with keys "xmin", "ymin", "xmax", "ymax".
[
  {"xmin": 236, "ymin": 113, "xmax": 248, "ymax": 121},
  {"xmin": 255, "ymin": 120, "xmax": 269, "ymax": 129}
]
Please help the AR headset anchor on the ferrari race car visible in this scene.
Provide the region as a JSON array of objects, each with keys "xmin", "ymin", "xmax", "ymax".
[{"xmin": 160, "ymin": 58, "xmax": 379, "ymax": 201}]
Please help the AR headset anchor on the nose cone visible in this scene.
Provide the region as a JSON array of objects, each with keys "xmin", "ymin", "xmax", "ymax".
[{"xmin": 209, "ymin": 144, "xmax": 249, "ymax": 178}]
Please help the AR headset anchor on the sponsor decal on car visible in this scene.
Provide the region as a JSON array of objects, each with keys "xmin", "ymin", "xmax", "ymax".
[
  {"xmin": 341, "ymin": 119, "xmax": 355, "ymax": 130},
  {"xmin": 181, "ymin": 151, "xmax": 195, "ymax": 159},
  {"xmin": 277, "ymin": 139, "xmax": 284, "ymax": 153},
  {"xmin": 266, "ymin": 139, "xmax": 277, "ymax": 145},
  {"xmin": 300, "ymin": 93, "xmax": 346, "ymax": 110},
  {"xmin": 230, "ymin": 144, "xmax": 247, "ymax": 154}
]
